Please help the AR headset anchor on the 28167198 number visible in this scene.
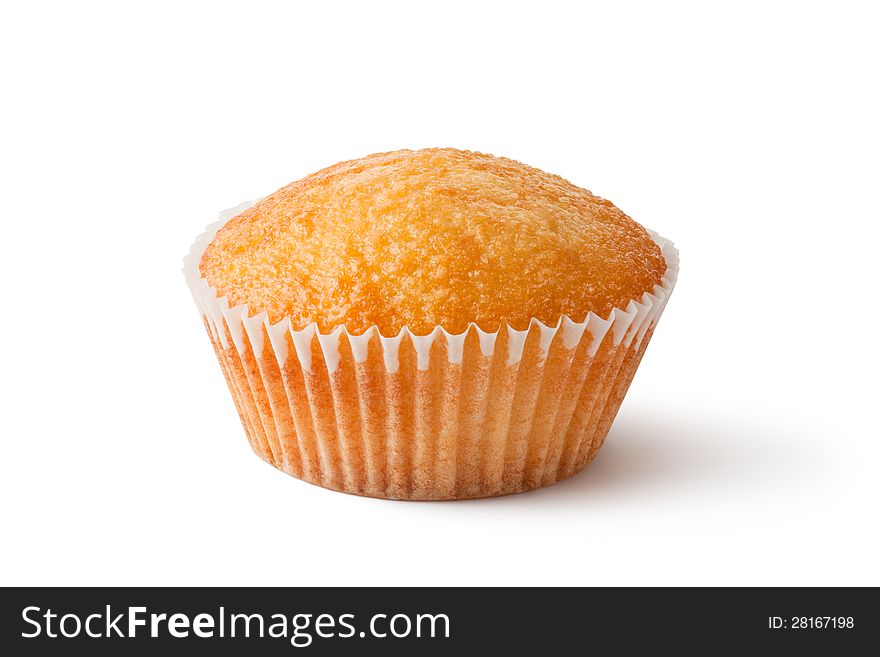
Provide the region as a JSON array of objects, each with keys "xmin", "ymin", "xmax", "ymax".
[{"xmin": 768, "ymin": 616, "xmax": 854, "ymax": 630}]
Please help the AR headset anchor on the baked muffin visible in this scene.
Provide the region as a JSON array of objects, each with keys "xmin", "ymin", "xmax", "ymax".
[{"xmin": 184, "ymin": 148, "xmax": 678, "ymax": 499}]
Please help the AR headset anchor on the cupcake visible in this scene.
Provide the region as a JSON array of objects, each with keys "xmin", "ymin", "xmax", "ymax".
[{"xmin": 184, "ymin": 148, "xmax": 678, "ymax": 500}]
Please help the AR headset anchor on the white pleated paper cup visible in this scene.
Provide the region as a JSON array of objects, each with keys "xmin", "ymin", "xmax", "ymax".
[{"xmin": 184, "ymin": 201, "xmax": 679, "ymax": 500}]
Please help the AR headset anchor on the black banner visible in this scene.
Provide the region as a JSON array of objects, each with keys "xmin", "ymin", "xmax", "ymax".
[{"xmin": 1, "ymin": 587, "xmax": 875, "ymax": 653}]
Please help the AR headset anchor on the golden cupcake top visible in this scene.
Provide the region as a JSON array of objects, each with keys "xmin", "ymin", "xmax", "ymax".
[{"xmin": 200, "ymin": 148, "xmax": 666, "ymax": 335}]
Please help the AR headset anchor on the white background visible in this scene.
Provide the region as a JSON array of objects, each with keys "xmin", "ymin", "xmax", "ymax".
[{"xmin": 1, "ymin": 1, "xmax": 878, "ymax": 586}]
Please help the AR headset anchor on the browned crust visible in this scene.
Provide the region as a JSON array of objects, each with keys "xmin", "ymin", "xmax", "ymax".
[{"xmin": 200, "ymin": 148, "xmax": 666, "ymax": 335}]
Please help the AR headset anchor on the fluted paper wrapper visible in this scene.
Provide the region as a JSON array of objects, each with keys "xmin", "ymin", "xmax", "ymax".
[{"xmin": 184, "ymin": 201, "xmax": 679, "ymax": 500}]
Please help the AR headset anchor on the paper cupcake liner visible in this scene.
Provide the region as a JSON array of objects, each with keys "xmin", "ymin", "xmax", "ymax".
[{"xmin": 184, "ymin": 201, "xmax": 679, "ymax": 500}]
